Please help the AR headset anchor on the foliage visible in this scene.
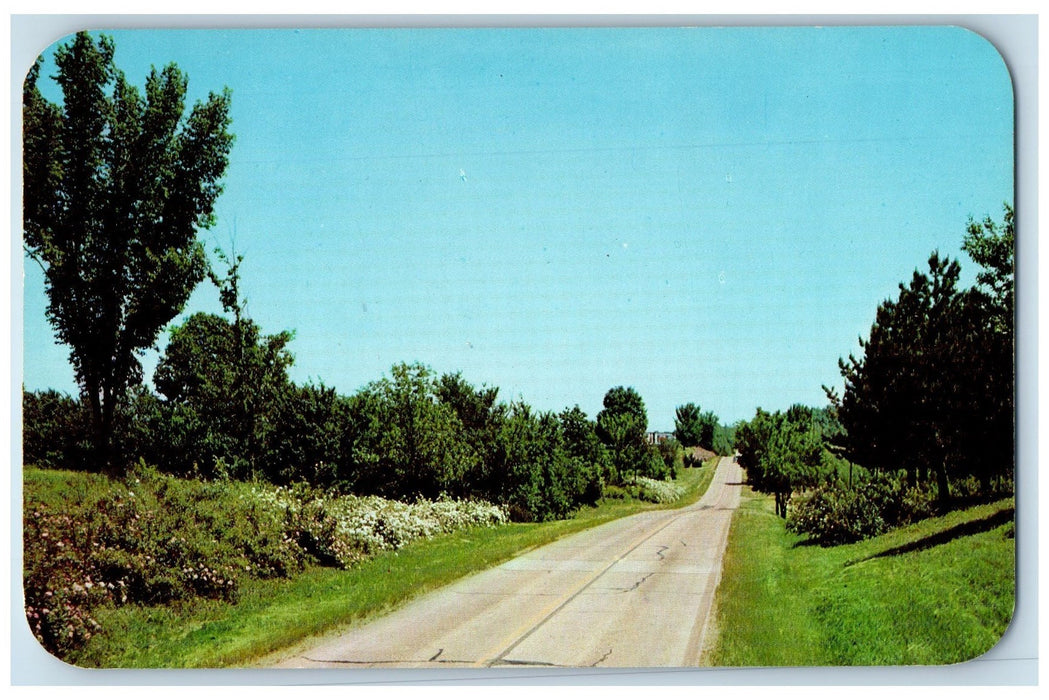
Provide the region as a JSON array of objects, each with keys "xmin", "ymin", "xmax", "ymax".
[
  {"xmin": 786, "ymin": 472, "xmax": 936, "ymax": 545},
  {"xmin": 263, "ymin": 382, "xmax": 352, "ymax": 487},
  {"xmin": 491, "ymin": 404, "xmax": 600, "ymax": 521},
  {"xmin": 349, "ymin": 363, "xmax": 479, "ymax": 500},
  {"xmin": 23, "ymin": 32, "xmax": 233, "ymax": 471},
  {"xmin": 596, "ymin": 386, "xmax": 654, "ymax": 483},
  {"xmin": 597, "ymin": 386, "xmax": 648, "ymax": 431},
  {"xmin": 559, "ymin": 405, "xmax": 612, "ymax": 503},
  {"xmin": 712, "ymin": 422, "xmax": 737, "ymax": 456},
  {"xmin": 963, "ymin": 203, "xmax": 1015, "ymax": 330},
  {"xmin": 656, "ymin": 437, "xmax": 682, "ymax": 479},
  {"xmin": 837, "ymin": 236, "xmax": 1013, "ymax": 504},
  {"xmin": 673, "ymin": 403, "xmax": 718, "ymax": 448},
  {"xmin": 22, "ymin": 389, "xmax": 93, "ymax": 468},
  {"xmin": 23, "ymin": 466, "xmax": 507, "ymax": 659},
  {"xmin": 152, "ymin": 311, "xmax": 294, "ymax": 479},
  {"xmin": 735, "ymin": 405, "xmax": 824, "ymax": 517},
  {"xmin": 436, "ymin": 371, "xmax": 507, "ymax": 496}
]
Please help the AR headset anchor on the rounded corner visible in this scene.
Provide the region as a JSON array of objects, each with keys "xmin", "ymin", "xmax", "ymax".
[
  {"xmin": 945, "ymin": 24, "xmax": 1016, "ymax": 105},
  {"xmin": 939, "ymin": 523, "xmax": 1018, "ymax": 668},
  {"xmin": 19, "ymin": 602, "xmax": 96, "ymax": 671},
  {"xmin": 19, "ymin": 30, "xmax": 76, "ymax": 85}
]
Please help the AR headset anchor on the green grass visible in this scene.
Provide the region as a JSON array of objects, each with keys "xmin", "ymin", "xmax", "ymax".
[
  {"xmin": 67, "ymin": 462, "xmax": 716, "ymax": 668},
  {"xmin": 704, "ymin": 486, "xmax": 1015, "ymax": 666}
]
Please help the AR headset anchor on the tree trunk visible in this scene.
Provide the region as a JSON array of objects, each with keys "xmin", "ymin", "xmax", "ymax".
[
  {"xmin": 775, "ymin": 491, "xmax": 788, "ymax": 519},
  {"xmin": 935, "ymin": 457, "xmax": 951, "ymax": 509}
]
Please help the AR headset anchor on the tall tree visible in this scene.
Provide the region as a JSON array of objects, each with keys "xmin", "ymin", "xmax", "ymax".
[
  {"xmin": 674, "ymin": 403, "xmax": 719, "ymax": 449},
  {"xmin": 962, "ymin": 204, "xmax": 1015, "ymax": 488},
  {"xmin": 673, "ymin": 403, "xmax": 702, "ymax": 446},
  {"xmin": 838, "ymin": 243, "xmax": 1012, "ymax": 505},
  {"xmin": 596, "ymin": 386, "xmax": 650, "ymax": 482},
  {"xmin": 597, "ymin": 386, "xmax": 648, "ymax": 432},
  {"xmin": 22, "ymin": 32, "xmax": 234, "ymax": 471}
]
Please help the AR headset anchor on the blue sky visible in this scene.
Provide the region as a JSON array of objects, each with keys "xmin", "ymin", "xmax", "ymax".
[{"xmin": 20, "ymin": 26, "xmax": 1014, "ymax": 428}]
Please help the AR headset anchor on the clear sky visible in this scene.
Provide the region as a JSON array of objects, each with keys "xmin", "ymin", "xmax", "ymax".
[{"xmin": 19, "ymin": 26, "xmax": 1014, "ymax": 428}]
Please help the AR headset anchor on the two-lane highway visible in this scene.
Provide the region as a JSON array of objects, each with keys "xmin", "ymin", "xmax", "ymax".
[{"xmin": 274, "ymin": 455, "xmax": 743, "ymax": 668}]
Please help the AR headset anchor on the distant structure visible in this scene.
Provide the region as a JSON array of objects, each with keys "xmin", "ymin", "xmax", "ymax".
[{"xmin": 646, "ymin": 431, "xmax": 674, "ymax": 445}]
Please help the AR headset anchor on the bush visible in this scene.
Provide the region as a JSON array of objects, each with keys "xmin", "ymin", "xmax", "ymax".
[
  {"xmin": 23, "ymin": 466, "xmax": 507, "ymax": 658},
  {"xmin": 657, "ymin": 438, "xmax": 682, "ymax": 479},
  {"xmin": 787, "ymin": 473, "xmax": 936, "ymax": 545},
  {"xmin": 22, "ymin": 390, "xmax": 92, "ymax": 469},
  {"xmin": 786, "ymin": 484, "xmax": 888, "ymax": 546},
  {"xmin": 631, "ymin": 476, "xmax": 686, "ymax": 504}
]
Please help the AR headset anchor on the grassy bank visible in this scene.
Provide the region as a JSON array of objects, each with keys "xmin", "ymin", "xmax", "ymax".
[
  {"xmin": 704, "ymin": 486, "xmax": 1015, "ymax": 666},
  {"xmin": 42, "ymin": 461, "xmax": 715, "ymax": 668}
]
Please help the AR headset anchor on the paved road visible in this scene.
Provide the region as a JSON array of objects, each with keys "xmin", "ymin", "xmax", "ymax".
[{"xmin": 274, "ymin": 456, "xmax": 743, "ymax": 668}]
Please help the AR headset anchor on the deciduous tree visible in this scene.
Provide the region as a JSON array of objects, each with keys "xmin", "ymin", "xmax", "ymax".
[
  {"xmin": 674, "ymin": 402, "xmax": 718, "ymax": 448},
  {"xmin": 596, "ymin": 386, "xmax": 650, "ymax": 482},
  {"xmin": 152, "ymin": 310, "xmax": 293, "ymax": 478},
  {"xmin": 23, "ymin": 32, "xmax": 233, "ymax": 471},
  {"xmin": 735, "ymin": 406, "xmax": 823, "ymax": 517}
]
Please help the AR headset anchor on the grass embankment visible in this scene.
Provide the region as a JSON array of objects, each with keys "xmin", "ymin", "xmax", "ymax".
[
  {"xmin": 704, "ymin": 486, "xmax": 1015, "ymax": 666},
  {"xmin": 39, "ymin": 460, "xmax": 716, "ymax": 668}
]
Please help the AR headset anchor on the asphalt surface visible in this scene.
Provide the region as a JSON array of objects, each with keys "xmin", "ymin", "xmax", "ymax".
[{"xmin": 274, "ymin": 455, "xmax": 744, "ymax": 668}]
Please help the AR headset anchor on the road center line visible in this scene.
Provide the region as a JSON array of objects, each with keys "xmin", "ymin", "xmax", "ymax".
[{"xmin": 477, "ymin": 508, "xmax": 688, "ymax": 667}]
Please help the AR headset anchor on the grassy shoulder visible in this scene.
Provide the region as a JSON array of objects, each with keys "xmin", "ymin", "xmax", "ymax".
[
  {"xmin": 703, "ymin": 486, "xmax": 1015, "ymax": 666},
  {"xmin": 65, "ymin": 461, "xmax": 717, "ymax": 668}
]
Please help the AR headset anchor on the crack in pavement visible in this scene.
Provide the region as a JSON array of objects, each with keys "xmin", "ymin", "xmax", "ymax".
[
  {"xmin": 495, "ymin": 658, "xmax": 565, "ymax": 667},
  {"xmin": 655, "ymin": 545, "xmax": 669, "ymax": 560},
  {"xmin": 590, "ymin": 648, "xmax": 613, "ymax": 666},
  {"xmin": 619, "ymin": 571, "xmax": 654, "ymax": 593},
  {"xmin": 299, "ymin": 654, "xmax": 474, "ymax": 666}
]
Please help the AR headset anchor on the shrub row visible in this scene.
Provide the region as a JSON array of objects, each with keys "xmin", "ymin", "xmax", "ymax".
[{"xmin": 23, "ymin": 465, "xmax": 507, "ymax": 658}]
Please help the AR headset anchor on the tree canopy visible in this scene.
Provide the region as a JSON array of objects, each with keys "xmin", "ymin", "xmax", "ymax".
[
  {"xmin": 22, "ymin": 31, "xmax": 234, "ymax": 470},
  {"xmin": 735, "ymin": 406, "xmax": 824, "ymax": 517},
  {"xmin": 152, "ymin": 311, "xmax": 294, "ymax": 479},
  {"xmin": 837, "ymin": 205, "xmax": 1014, "ymax": 504},
  {"xmin": 963, "ymin": 203, "xmax": 1015, "ymax": 331},
  {"xmin": 596, "ymin": 386, "xmax": 653, "ymax": 481},
  {"xmin": 673, "ymin": 402, "xmax": 718, "ymax": 448}
]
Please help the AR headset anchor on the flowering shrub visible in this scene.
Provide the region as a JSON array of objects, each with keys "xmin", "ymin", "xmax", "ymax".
[
  {"xmin": 273, "ymin": 487, "xmax": 507, "ymax": 567},
  {"xmin": 630, "ymin": 476, "xmax": 686, "ymax": 504},
  {"xmin": 23, "ymin": 467, "xmax": 507, "ymax": 659}
]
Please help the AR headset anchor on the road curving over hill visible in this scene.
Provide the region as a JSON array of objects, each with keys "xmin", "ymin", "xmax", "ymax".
[{"xmin": 274, "ymin": 455, "xmax": 744, "ymax": 668}]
